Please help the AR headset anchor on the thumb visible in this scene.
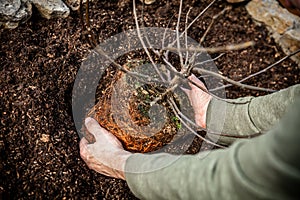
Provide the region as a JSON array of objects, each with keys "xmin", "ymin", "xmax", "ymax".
[
  {"xmin": 85, "ymin": 117, "xmax": 123, "ymax": 147},
  {"xmin": 188, "ymin": 75, "xmax": 207, "ymax": 91},
  {"xmin": 84, "ymin": 117, "xmax": 105, "ymax": 141},
  {"xmin": 180, "ymin": 86, "xmax": 191, "ymax": 96},
  {"xmin": 79, "ymin": 137, "xmax": 89, "ymax": 160}
]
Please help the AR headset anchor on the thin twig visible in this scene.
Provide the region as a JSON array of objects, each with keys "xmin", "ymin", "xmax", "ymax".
[
  {"xmin": 169, "ymin": 98, "xmax": 261, "ymax": 139},
  {"xmin": 79, "ymin": 0, "xmax": 85, "ymax": 30},
  {"xmin": 184, "ymin": 8, "xmax": 193, "ymax": 66},
  {"xmin": 133, "ymin": 0, "xmax": 166, "ymax": 82},
  {"xmin": 185, "ymin": 74, "xmax": 248, "ymax": 104},
  {"xmin": 200, "ymin": 6, "xmax": 231, "ymax": 45},
  {"xmin": 185, "ymin": 53, "xmax": 225, "ymax": 77},
  {"xmin": 210, "ymin": 49, "xmax": 300, "ymax": 91},
  {"xmin": 150, "ymin": 83, "xmax": 178, "ymax": 106},
  {"xmin": 176, "ymin": 0, "xmax": 185, "ymax": 71},
  {"xmin": 182, "ymin": 1, "xmax": 220, "ymax": 76},
  {"xmin": 204, "ymin": 129, "xmax": 262, "ymax": 139},
  {"xmin": 193, "ymin": 53, "xmax": 225, "ymax": 67},
  {"xmin": 165, "ymin": 41, "xmax": 255, "ymax": 53},
  {"xmin": 162, "ymin": 13, "xmax": 176, "ymax": 50},
  {"xmin": 182, "ymin": 0, "xmax": 216, "ymax": 39},
  {"xmin": 192, "ymin": 67, "xmax": 276, "ymax": 92},
  {"xmin": 160, "ymin": 0, "xmax": 217, "ymax": 56},
  {"xmin": 167, "ymin": 98, "xmax": 226, "ymax": 148},
  {"xmin": 93, "ymin": 46, "xmax": 163, "ymax": 84},
  {"xmin": 79, "ymin": 0, "xmax": 96, "ymax": 47}
]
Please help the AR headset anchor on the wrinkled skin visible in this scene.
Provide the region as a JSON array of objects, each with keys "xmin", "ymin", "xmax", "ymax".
[
  {"xmin": 80, "ymin": 118, "xmax": 131, "ymax": 180},
  {"xmin": 182, "ymin": 75, "xmax": 212, "ymax": 128}
]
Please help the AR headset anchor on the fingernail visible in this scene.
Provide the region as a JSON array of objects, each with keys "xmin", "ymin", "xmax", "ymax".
[{"xmin": 85, "ymin": 117, "xmax": 93, "ymax": 125}]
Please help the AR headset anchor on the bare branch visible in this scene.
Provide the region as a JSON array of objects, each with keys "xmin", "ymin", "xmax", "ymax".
[
  {"xmin": 192, "ymin": 67, "xmax": 276, "ymax": 92},
  {"xmin": 176, "ymin": 0, "xmax": 185, "ymax": 70},
  {"xmin": 194, "ymin": 53, "xmax": 225, "ymax": 67},
  {"xmin": 79, "ymin": 0, "xmax": 85, "ymax": 30},
  {"xmin": 183, "ymin": 0, "xmax": 217, "ymax": 38},
  {"xmin": 159, "ymin": 0, "xmax": 216, "ymax": 55},
  {"xmin": 165, "ymin": 41, "xmax": 255, "ymax": 53},
  {"xmin": 200, "ymin": 6, "xmax": 231, "ymax": 45},
  {"xmin": 185, "ymin": 53, "xmax": 225, "ymax": 78},
  {"xmin": 204, "ymin": 129, "xmax": 262, "ymax": 139},
  {"xmin": 133, "ymin": 0, "xmax": 166, "ymax": 82},
  {"xmin": 210, "ymin": 49, "xmax": 300, "ymax": 91},
  {"xmin": 184, "ymin": 8, "xmax": 193, "ymax": 66},
  {"xmin": 150, "ymin": 83, "xmax": 178, "ymax": 106},
  {"xmin": 162, "ymin": 13, "xmax": 176, "ymax": 50},
  {"xmin": 167, "ymin": 98, "xmax": 226, "ymax": 148},
  {"xmin": 93, "ymin": 46, "xmax": 163, "ymax": 85},
  {"xmin": 169, "ymin": 97, "xmax": 262, "ymax": 139}
]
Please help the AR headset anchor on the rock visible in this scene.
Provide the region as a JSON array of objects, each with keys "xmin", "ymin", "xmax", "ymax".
[
  {"xmin": 280, "ymin": 29, "xmax": 300, "ymax": 59},
  {"xmin": 0, "ymin": 0, "xmax": 32, "ymax": 29},
  {"xmin": 1, "ymin": 0, "xmax": 73, "ymax": 29},
  {"xmin": 246, "ymin": 0, "xmax": 300, "ymax": 66},
  {"xmin": 30, "ymin": 0, "xmax": 69, "ymax": 19}
]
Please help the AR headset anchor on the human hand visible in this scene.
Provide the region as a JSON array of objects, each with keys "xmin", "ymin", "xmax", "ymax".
[
  {"xmin": 182, "ymin": 74, "xmax": 212, "ymax": 129},
  {"xmin": 79, "ymin": 117, "xmax": 132, "ymax": 180}
]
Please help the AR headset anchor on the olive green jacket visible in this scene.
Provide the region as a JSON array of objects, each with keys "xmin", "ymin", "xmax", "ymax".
[{"xmin": 125, "ymin": 85, "xmax": 300, "ymax": 200}]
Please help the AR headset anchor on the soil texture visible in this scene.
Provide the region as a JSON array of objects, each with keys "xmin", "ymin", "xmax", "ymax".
[{"xmin": 1, "ymin": 0, "xmax": 299, "ymax": 199}]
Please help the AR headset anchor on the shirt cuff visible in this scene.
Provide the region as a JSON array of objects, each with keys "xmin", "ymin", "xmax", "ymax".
[{"xmin": 206, "ymin": 96, "xmax": 260, "ymax": 145}]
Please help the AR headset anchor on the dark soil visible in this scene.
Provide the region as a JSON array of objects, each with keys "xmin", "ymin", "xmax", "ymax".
[{"xmin": 1, "ymin": 0, "xmax": 299, "ymax": 199}]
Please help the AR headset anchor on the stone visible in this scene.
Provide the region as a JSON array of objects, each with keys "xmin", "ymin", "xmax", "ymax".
[
  {"xmin": 279, "ymin": 29, "xmax": 300, "ymax": 59},
  {"xmin": 0, "ymin": 0, "xmax": 32, "ymax": 29},
  {"xmin": 246, "ymin": 0, "xmax": 300, "ymax": 66},
  {"xmin": 30, "ymin": 0, "xmax": 70, "ymax": 19}
]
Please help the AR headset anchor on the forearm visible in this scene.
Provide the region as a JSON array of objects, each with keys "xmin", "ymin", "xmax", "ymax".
[
  {"xmin": 206, "ymin": 84, "xmax": 300, "ymax": 144},
  {"xmin": 125, "ymin": 98, "xmax": 300, "ymax": 200}
]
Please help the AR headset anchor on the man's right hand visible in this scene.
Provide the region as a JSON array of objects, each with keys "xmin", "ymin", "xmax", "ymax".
[{"xmin": 182, "ymin": 75, "xmax": 212, "ymax": 129}]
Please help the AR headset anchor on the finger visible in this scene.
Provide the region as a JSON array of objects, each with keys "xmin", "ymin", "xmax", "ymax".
[
  {"xmin": 85, "ymin": 117, "xmax": 105, "ymax": 141},
  {"xmin": 180, "ymin": 87, "xmax": 194, "ymax": 105},
  {"xmin": 89, "ymin": 163, "xmax": 112, "ymax": 177},
  {"xmin": 188, "ymin": 74, "xmax": 206, "ymax": 91},
  {"xmin": 79, "ymin": 137, "xmax": 89, "ymax": 159},
  {"xmin": 80, "ymin": 137, "xmax": 88, "ymax": 146},
  {"xmin": 188, "ymin": 74, "xmax": 203, "ymax": 86},
  {"xmin": 85, "ymin": 117, "xmax": 123, "ymax": 147},
  {"xmin": 180, "ymin": 87, "xmax": 191, "ymax": 96}
]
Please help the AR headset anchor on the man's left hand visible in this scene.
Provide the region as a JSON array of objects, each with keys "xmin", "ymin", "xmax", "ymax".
[{"xmin": 79, "ymin": 117, "xmax": 132, "ymax": 180}]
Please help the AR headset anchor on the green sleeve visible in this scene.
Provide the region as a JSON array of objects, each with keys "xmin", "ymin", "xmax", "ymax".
[
  {"xmin": 206, "ymin": 84, "xmax": 300, "ymax": 144},
  {"xmin": 125, "ymin": 98, "xmax": 300, "ymax": 200}
]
